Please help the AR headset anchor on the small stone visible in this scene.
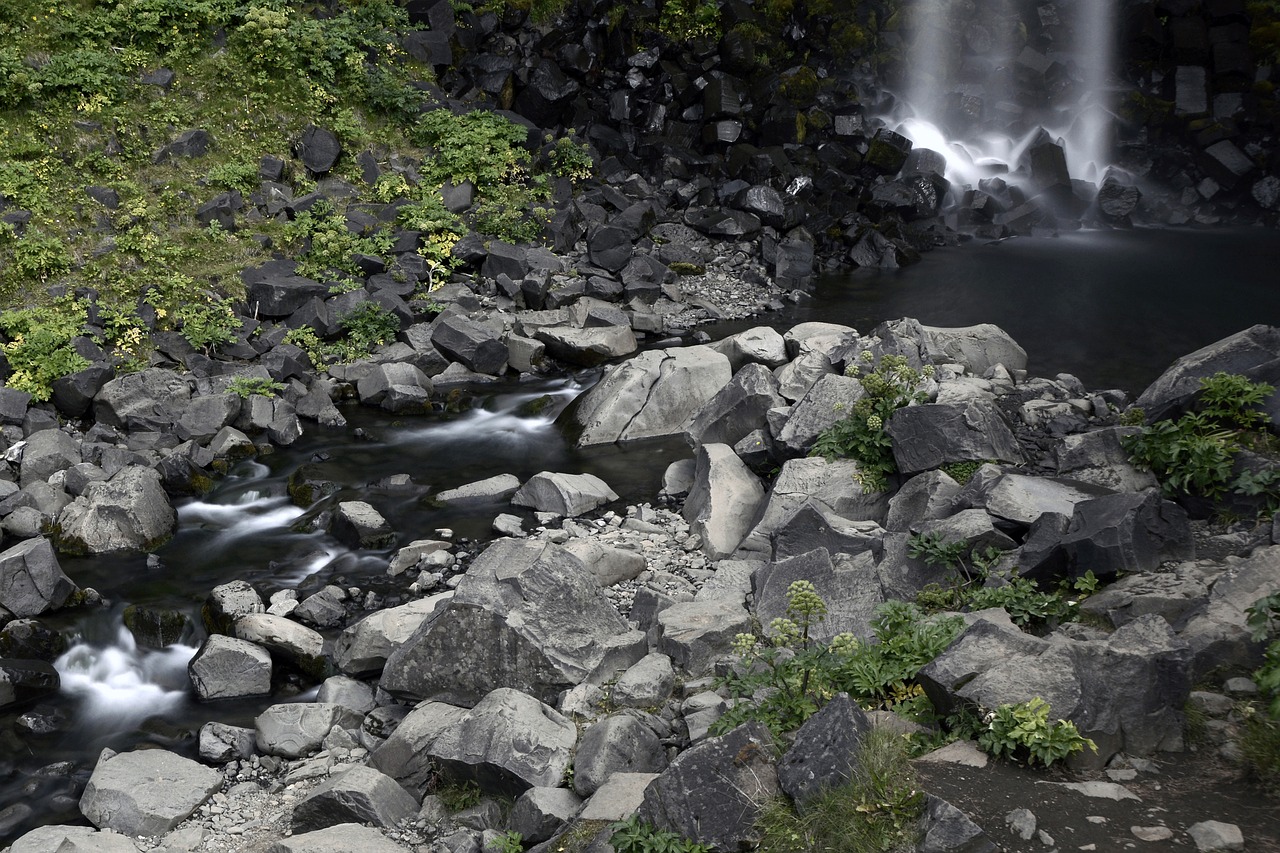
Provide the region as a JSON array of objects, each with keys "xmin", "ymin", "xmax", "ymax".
[
  {"xmin": 1006, "ymin": 808, "xmax": 1036, "ymax": 840},
  {"xmin": 1132, "ymin": 826, "xmax": 1174, "ymax": 841}
]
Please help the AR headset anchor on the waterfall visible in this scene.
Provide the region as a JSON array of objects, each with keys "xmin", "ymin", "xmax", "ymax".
[{"xmin": 890, "ymin": 0, "xmax": 1117, "ymax": 190}]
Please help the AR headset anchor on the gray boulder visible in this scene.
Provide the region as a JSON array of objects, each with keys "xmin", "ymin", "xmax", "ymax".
[
  {"xmin": 754, "ymin": 548, "xmax": 886, "ymax": 644},
  {"xmin": 55, "ymin": 466, "xmax": 176, "ymax": 554},
  {"xmin": 432, "ymin": 314, "xmax": 509, "ymax": 376},
  {"xmin": 291, "ymin": 765, "xmax": 419, "ymax": 833},
  {"xmin": 711, "ymin": 326, "xmax": 789, "ymax": 371},
  {"xmin": 202, "ymin": 579, "xmax": 265, "ymax": 635},
  {"xmin": 1176, "ymin": 544, "xmax": 1280, "ymax": 680},
  {"xmin": 0, "ymin": 659, "xmax": 59, "ymax": 710},
  {"xmin": 233, "ymin": 613, "xmax": 327, "ymax": 680},
  {"xmin": 561, "ymin": 539, "xmax": 645, "ymax": 586},
  {"xmin": 774, "ymin": 373, "xmax": 866, "ymax": 457},
  {"xmin": 1020, "ymin": 488, "xmax": 1193, "ymax": 582},
  {"xmin": 0, "ymin": 537, "xmax": 76, "ymax": 617},
  {"xmin": 683, "ymin": 363, "xmax": 785, "ymax": 449},
  {"xmin": 18, "ymin": 429, "xmax": 81, "ymax": 488},
  {"xmin": 638, "ymin": 722, "xmax": 778, "ymax": 852},
  {"xmin": 1135, "ymin": 324, "xmax": 1280, "ymax": 423},
  {"xmin": 917, "ymin": 795, "xmax": 999, "ymax": 853},
  {"xmin": 316, "ymin": 674, "xmax": 375, "ymax": 715},
  {"xmin": 741, "ymin": 457, "xmax": 887, "ymax": 554},
  {"xmin": 330, "ymin": 500, "xmax": 394, "ymax": 549},
  {"xmin": 778, "ymin": 694, "xmax": 872, "ymax": 805},
  {"xmin": 255, "ymin": 702, "xmax": 363, "ymax": 759},
  {"xmin": 885, "ymin": 470, "xmax": 963, "ymax": 532},
  {"xmin": 656, "ymin": 599, "xmax": 753, "ymax": 675},
  {"xmin": 79, "ymin": 748, "xmax": 222, "ymax": 836},
  {"xmin": 357, "ymin": 362, "xmax": 433, "ymax": 413},
  {"xmin": 982, "ymin": 473, "xmax": 1113, "ymax": 526},
  {"xmin": 335, "ymin": 593, "xmax": 452, "ymax": 677},
  {"xmin": 1056, "ymin": 428, "xmax": 1158, "ymax": 493},
  {"xmin": 887, "ymin": 400, "xmax": 1025, "ymax": 474},
  {"xmin": 511, "ymin": 471, "xmax": 618, "ymax": 517},
  {"xmin": 198, "ymin": 721, "xmax": 256, "ymax": 764},
  {"xmin": 919, "ymin": 613, "xmax": 1190, "ymax": 762},
  {"xmin": 188, "ymin": 634, "xmax": 272, "ymax": 700},
  {"xmin": 572, "ymin": 346, "xmax": 733, "ymax": 446},
  {"xmin": 611, "ymin": 653, "xmax": 676, "ymax": 709},
  {"xmin": 428, "ymin": 687, "xmax": 576, "ymax": 794},
  {"xmin": 573, "ymin": 714, "xmax": 668, "ymax": 796},
  {"xmin": 920, "ymin": 324, "xmax": 1028, "ymax": 375},
  {"xmin": 433, "ymin": 473, "xmax": 521, "ymax": 506},
  {"xmin": 367, "ymin": 701, "xmax": 469, "ymax": 798},
  {"xmin": 509, "ymin": 787, "xmax": 582, "ymax": 844},
  {"xmin": 682, "ymin": 443, "xmax": 765, "ymax": 559},
  {"xmin": 93, "ymin": 368, "xmax": 191, "ymax": 432},
  {"xmin": 535, "ymin": 325, "xmax": 638, "ymax": 366},
  {"xmin": 6, "ymin": 825, "xmax": 142, "ymax": 852},
  {"xmin": 380, "ymin": 539, "xmax": 645, "ymax": 706}
]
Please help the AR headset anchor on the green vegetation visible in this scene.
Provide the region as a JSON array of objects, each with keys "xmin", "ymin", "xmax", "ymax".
[
  {"xmin": 226, "ymin": 376, "xmax": 287, "ymax": 399},
  {"xmin": 1122, "ymin": 372, "xmax": 1279, "ymax": 509},
  {"xmin": 177, "ymin": 298, "xmax": 241, "ymax": 355},
  {"xmin": 283, "ymin": 201, "xmax": 395, "ymax": 282},
  {"xmin": 940, "ymin": 459, "xmax": 984, "ymax": 484},
  {"xmin": 755, "ymin": 728, "xmax": 923, "ymax": 853},
  {"xmin": 0, "ymin": 296, "xmax": 90, "ymax": 400},
  {"xmin": 487, "ymin": 830, "xmax": 525, "ymax": 853},
  {"xmin": 283, "ymin": 301, "xmax": 399, "ymax": 369},
  {"xmin": 609, "ymin": 816, "xmax": 712, "ymax": 853},
  {"xmin": 976, "ymin": 697, "xmax": 1096, "ymax": 767},
  {"xmin": 435, "ymin": 779, "xmax": 484, "ymax": 812},
  {"xmin": 810, "ymin": 352, "xmax": 934, "ymax": 492},
  {"xmin": 909, "ymin": 532, "xmax": 1100, "ymax": 630},
  {"xmin": 713, "ymin": 582, "xmax": 962, "ymax": 741},
  {"xmin": 658, "ymin": 0, "xmax": 722, "ymax": 42}
]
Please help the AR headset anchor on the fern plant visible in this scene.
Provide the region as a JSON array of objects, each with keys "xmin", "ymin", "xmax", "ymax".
[{"xmin": 977, "ymin": 697, "xmax": 1096, "ymax": 767}]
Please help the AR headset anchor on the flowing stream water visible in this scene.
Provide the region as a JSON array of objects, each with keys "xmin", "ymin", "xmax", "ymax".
[{"xmin": 2, "ymin": 227, "xmax": 1279, "ymax": 841}]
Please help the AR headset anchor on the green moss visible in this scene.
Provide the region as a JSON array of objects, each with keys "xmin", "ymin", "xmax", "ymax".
[{"xmin": 668, "ymin": 261, "xmax": 706, "ymax": 276}]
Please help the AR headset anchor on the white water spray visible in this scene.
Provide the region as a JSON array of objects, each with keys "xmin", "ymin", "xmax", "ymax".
[
  {"xmin": 892, "ymin": 0, "xmax": 1118, "ymax": 189},
  {"xmin": 55, "ymin": 627, "xmax": 195, "ymax": 734}
]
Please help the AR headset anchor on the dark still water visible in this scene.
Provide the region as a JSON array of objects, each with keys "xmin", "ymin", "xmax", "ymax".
[
  {"xmin": 1, "ymin": 226, "xmax": 1278, "ymax": 843},
  {"xmin": 755, "ymin": 227, "xmax": 1280, "ymax": 394}
]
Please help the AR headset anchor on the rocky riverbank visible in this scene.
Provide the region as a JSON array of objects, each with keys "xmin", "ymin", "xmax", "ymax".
[{"xmin": 3, "ymin": 302, "xmax": 1280, "ymax": 851}]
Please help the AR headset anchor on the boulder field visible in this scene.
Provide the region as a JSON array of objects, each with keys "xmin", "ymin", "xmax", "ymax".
[{"xmin": 3, "ymin": 316, "xmax": 1278, "ymax": 852}]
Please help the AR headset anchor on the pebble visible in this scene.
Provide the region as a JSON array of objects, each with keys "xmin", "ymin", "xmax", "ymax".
[{"xmin": 1131, "ymin": 826, "xmax": 1174, "ymax": 841}]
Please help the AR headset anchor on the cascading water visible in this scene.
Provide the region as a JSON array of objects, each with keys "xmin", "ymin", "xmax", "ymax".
[{"xmin": 889, "ymin": 0, "xmax": 1119, "ymax": 191}]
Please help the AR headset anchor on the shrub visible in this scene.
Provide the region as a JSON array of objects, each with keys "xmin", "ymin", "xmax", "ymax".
[
  {"xmin": 755, "ymin": 727, "xmax": 923, "ymax": 853},
  {"xmin": 414, "ymin": 109, "xmax": 531, "ymax": 192},
  {"xmin": 227, "ymin": 376, "xmax": 286, "ymax": 398},
  {"xmin": 546, "ymin": 132, "xmax": 594, "ymax": 182},
  {"xmin": 713, "ymin": 586, "xmax": 962, "ymax": 741},
  {"xmin": 977, "ymin": 697, "xmax": 1096, "ymax": 767},
  {"xmin": 658, "ymin": 0, "xmax": 723, "ymax": 41},
  {"xmin": 284, "ymin": 202, "xmax": 393, "ymax": 281},
  {"xmin": 0, "ymin": 296, "xmax": 91, "ymax": 401},
  {"xmin": 1122, "ymin": 372, "xmax": 1277, "ymax": 504},
  {"xmin": 810, "ymin": 352, "xmax": 933, "ymax": 492},
  {"xmin": 340, "ymin": 302, "xmax": 399, "ymax": 352},
  {"xmin": 177, "ymin": 299, "xmax": 240, "ymax": 355}
]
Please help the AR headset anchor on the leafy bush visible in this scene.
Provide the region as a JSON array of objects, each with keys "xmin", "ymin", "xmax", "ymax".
[
  {"xmin": 177, "ymin": 299, "xmax": 240, "ymax": 355},
  {"xmin": 227, "ymin": 376, "xmax": 286, "ymax": 398},
  {"xmin": 910, "ymin": 532, "xmax": 1099, "ymax": 630},
  {"xmin": 486, "ymin": 830, "xmax": 524, "ymax": 853},
  {"xmin": 658, "ymin": 0, "xmax": 723, "ymax": 41},
  {"xmin": 713, "ymin": 585, "xmax": 962, "ymax": 741},
  {"xmin": 0, "ymin": 296, "xmax": 90, "ymax": 401},
  {"xmin": 810, "ymin": 352, "xmax": 933, "ymax": 492},
  {"xmin": 1247, "ymin": 592, "xmax": 1280, "ymax": 719},
  {"xmin": 414, "ymin": 109, "xmax": 531, "ymax": 192},
  {"xmin": 977, "ymin": 697, "xmax": 1096, "ymax": 767},
  {"xmin": 755, "ymin": 727, "xmax": 923, "ymax": 853},
  {"xmin": 1122, "ymin": 372, "xmax": 1277, "ymax": 504},
  {"xmin": 341, "ymin": 302, "xmax": 399, "ymax": 352},
  {"xmin": 546, "ymin": 132, "xmax": 594, "ymax": 182},
  {"xmin": 609, "ymin": 816, "xmax": 711, "ymax": 853},
  {"xmin": 284, "ymin": 202, "xmax": 393, "ymax": 281}
]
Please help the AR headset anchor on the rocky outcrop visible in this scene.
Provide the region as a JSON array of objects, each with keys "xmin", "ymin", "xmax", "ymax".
[
  {"xmin": 55, "ymin": 466, "xmax": 176, "ymax": 554},
  {"xmin": 0, "ymin": 537, "xmax": 76, "ymax": 617}
]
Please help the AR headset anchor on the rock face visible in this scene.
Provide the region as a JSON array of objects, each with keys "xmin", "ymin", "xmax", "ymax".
[
  {"xmin": 188, "ymin": 634, "xmax": 272, "ymax": 700},
  {"xmin": 0, "ymin": 537, "xmax": 76, "ymax": 617},
  {"xmin": 778, "ymin": 694, "xmax": 873, "ymax": 805},
  {"xmin": 1136, "ymin": 324, "xmax": 1280, "ymax": 422},
  {"xmin": 55, "ymin": 466, "xmax": 176, "ymax": 554},
  {"xmin": 427, "ymin": 688, "xmax": 576, "ymax": 794},
  {"xmin": 571, "ymin": 346, "xmax": 733, "ymax": 446},
  {"xmin": 255, "ymin": 703, "xmax": 363, "ymax": 759},
  {"xmin": 887, "ymin": 401, "xmax": 1025, "ymax": 474},
  {"xmin": 380, "ymin": 539, "xmax": 645, "ymax": 706},
  {"xmin": 638, "ymin": 723, "xmax": 779, "ymax": 852},
  {"xmin": 79, "ymin": 748, "xmax": 222, "ymax": 836}
]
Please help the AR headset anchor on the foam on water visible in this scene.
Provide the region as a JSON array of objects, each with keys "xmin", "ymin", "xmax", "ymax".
[{"xmin": 55, "ymin": 627, "xmax": 195, "ymax": 734}]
